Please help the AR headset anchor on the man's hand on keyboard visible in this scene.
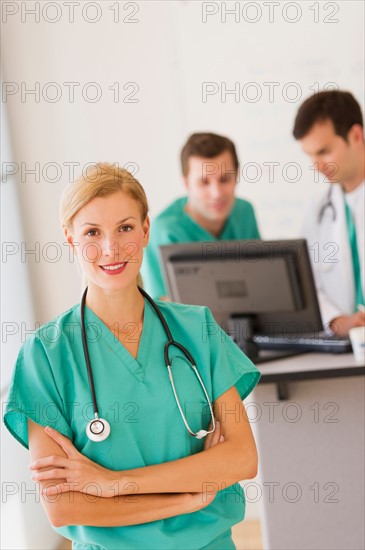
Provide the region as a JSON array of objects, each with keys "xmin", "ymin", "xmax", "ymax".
[{"xmin": 330, "ymin": 311, "xmax": 365, "ymax": 337}]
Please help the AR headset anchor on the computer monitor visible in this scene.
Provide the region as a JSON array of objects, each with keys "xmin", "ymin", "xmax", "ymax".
[{"xmin": 159, "ymin": 239, "xmax": 324, "ymax": 357}]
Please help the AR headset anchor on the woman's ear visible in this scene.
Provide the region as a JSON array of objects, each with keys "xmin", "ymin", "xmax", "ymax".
[
  {"xmin": 64, "ymin": 226, "xmax": 76, "ymax": 253},
  {"xmin": 143, "ymin": 215, "xmax": 150, "ymax": 248}
]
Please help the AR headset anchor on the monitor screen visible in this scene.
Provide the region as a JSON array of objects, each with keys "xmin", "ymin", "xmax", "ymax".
[{"xmin": 159, "ymin": 239, "xmax": 323, "ymax": 336}]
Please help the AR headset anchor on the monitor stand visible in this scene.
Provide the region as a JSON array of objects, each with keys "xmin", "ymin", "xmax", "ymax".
[
  {"xmin": 226, "ymin": 315, "xmax": 307, "ymax": 363},
  {"xmin": 226, "ymin": 315, "xmax": 260, "ymax": 361}
]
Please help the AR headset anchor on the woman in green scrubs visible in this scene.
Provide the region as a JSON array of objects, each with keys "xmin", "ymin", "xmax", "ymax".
[{"xmin": 4, "ymin": 163, "xmax": 260, "ymax": 550}]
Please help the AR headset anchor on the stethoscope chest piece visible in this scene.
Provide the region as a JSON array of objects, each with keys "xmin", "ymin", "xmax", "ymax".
[{"xmin": 86, "ymin": 417, "xmax": 111, "ymax": 442}]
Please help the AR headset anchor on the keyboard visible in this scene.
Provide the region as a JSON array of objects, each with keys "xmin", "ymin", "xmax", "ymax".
[{"xmin": 253, "ymin": 332, "xmax": 352, "ymax": 354}]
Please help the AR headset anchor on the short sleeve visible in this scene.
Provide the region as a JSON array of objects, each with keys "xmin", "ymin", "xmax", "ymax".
[
  {"xmin": 204, "ymin": 308, "xmax": 261, "ymax": 402},
  {"xmin": 3, "ymin": 334, "xmax": 73, "ymax": 449}
]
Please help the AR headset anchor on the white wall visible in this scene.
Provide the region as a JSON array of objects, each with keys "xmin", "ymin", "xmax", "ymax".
[
  {"xmin": 1, "ymin": 2, "xmax": 184, "ymax": 322},
  {"xmin": 1, "ymin": 94, "xmax": 61, "ymax": 550},
  {"xmin": 2, "ymin": 1, "xmax": 364, "ymax": 322},
  {"xmin": 173, "ymin": 1, "xmax": 364, "ymax": 234},
  {"xmin": 1, "ymin": 1, "xmax": 364, "ymax": 547}
]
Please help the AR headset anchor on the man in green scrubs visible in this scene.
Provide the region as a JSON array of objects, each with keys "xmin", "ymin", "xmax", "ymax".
[{"xmin": 141, "ymin": 133, "xmax": 260, "ymax": 299}]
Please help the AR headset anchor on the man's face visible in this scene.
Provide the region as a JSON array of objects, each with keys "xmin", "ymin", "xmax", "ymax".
[
  {"xmin": 300, "ymin": 119, "xmax": 359, "ymax": 183},
  {"xmin": 183, "ymin": 149, "xmax": 237, "ymax": 223}
]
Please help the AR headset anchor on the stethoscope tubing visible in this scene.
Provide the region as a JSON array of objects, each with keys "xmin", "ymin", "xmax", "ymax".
[
  {"xmin": 80, "ymin": 286, "xmax": 215, "ymax": 439},
  {"xmin": 318, "ymin": 186, "xmax": 336, "ymax": 223},
  {"xmin": 80, "ymin": 288, "xmax": 99, "ymax": 418}
]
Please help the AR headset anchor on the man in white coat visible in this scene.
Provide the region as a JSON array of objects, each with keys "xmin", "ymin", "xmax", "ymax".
[{"xmin": 293, "ymin": 90, "xmax": 364, "ymax": 336}]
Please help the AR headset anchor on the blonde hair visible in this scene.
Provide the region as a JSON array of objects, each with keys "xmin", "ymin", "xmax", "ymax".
[{"xmin": 60, "ymin": 163, "xmax": 148, "ymax": 288}]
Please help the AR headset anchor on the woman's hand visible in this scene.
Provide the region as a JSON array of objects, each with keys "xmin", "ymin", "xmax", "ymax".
[
  {"xmin": 172, "ymin": 421, "xmax": 224, "ymax": 515},
  {"xmin": 29, "ymin": 426, "xmax": 118, "ymax": 498},
  {"xmin": 203, "ymin": 420, "xmax": 224, "ymax": 451},
  {"xmin": 181, "ymin": 420, "xmax": 224, "ymax": 510}
]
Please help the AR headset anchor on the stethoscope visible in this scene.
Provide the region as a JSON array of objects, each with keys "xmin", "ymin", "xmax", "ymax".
[
  {"xmin": 318, "ymin": 186, "xmax": 336, "ymax": 223},
  {"xmin": 80, "ymin": 287, "xmax": 216, "ymax": 442}
]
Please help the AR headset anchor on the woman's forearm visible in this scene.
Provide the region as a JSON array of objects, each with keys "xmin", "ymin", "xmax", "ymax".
[
  {"xmin": 51, "ymin": 491, "xmax": 207, "ymax": 528},
  {"xmin": 30, "ymin": 389, "xmax": 258, "ymax": 501},
  {"xmin": 113, "ymin": 388, "xmax": 258, "ymax": 495},
  {"xmin": 116, "ymin": 440, "xmax": 258, "ymax": 495}
]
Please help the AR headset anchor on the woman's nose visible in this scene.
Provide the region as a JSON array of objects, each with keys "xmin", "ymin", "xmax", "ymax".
[{"xmin": 101, "ymin": 238, "xmax": 116, "ymax": 256}]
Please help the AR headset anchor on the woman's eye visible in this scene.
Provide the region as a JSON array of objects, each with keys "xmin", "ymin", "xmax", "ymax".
[
  {"xmin": 120, "ymin": 225, "xmax": 133, "ymax": 232},
  {"xmin": 85, "ymin": 229, "xmax": 98, "ymax": 237}
]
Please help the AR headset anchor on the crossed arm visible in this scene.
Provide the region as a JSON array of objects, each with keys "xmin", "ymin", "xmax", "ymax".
[{"xmin": 28, "ymin": 386, "xmax": 258, "ymax": 527}]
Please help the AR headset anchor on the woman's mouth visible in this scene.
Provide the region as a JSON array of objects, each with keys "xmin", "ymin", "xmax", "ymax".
[{"xmin": 99, "ymin": 262, "xmax": 127, "ymax": 275}]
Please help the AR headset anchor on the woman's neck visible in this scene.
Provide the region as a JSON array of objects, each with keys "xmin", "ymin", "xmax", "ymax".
[{"xmin": 85, "ymin": 283, "xmax": 145, "ymax": 328}]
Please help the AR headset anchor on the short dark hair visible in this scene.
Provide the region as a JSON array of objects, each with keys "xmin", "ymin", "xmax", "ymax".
[
  {"xmin": 180, "ymin": 132, "xmax": 239, "ymax": 177},
  {"xmin": 293, "ymin": 90, "xmax": 363, "ymax": 141}
]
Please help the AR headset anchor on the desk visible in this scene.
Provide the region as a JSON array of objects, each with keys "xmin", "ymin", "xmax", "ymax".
[{"xmin": 248, "ymin": 353, "xmax": 364, "ymax": 550}]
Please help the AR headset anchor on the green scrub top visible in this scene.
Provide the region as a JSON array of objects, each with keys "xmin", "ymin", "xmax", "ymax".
[
  {"xmin": 141, "ymin": 197, "xmax": 261, "ymax": 299},
  {"xmin": 4, "ymin": 298, "xmax": 260, "ymax": 550}
]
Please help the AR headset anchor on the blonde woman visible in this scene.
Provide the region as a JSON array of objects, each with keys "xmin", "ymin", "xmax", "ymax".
[{"xmin": 4, "ymin": 163, "xmax": 260, "ymax": 550}]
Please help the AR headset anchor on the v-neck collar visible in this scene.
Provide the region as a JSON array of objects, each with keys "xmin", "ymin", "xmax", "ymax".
[{"xmin": 82, "ymin": 297, "xmax": 153, "ymax": 383}]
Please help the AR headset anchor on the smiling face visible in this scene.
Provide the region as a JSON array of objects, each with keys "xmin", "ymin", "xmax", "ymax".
[
  {"xmin": 65, "ymin": 191, "xmax": 149, "ymax": 292},
  {"xmin": 183, "ymin": 149, "xmax": 237, "ymax": 230},
  {"xmin": 300, "ymin": 119, "xmax": 362, "ymax": 184}
]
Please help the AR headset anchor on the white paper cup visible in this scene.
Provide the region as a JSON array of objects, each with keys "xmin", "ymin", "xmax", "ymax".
[{"xmin": 349, "ymin": 326, "xmax": 365, "ymax": 364}]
